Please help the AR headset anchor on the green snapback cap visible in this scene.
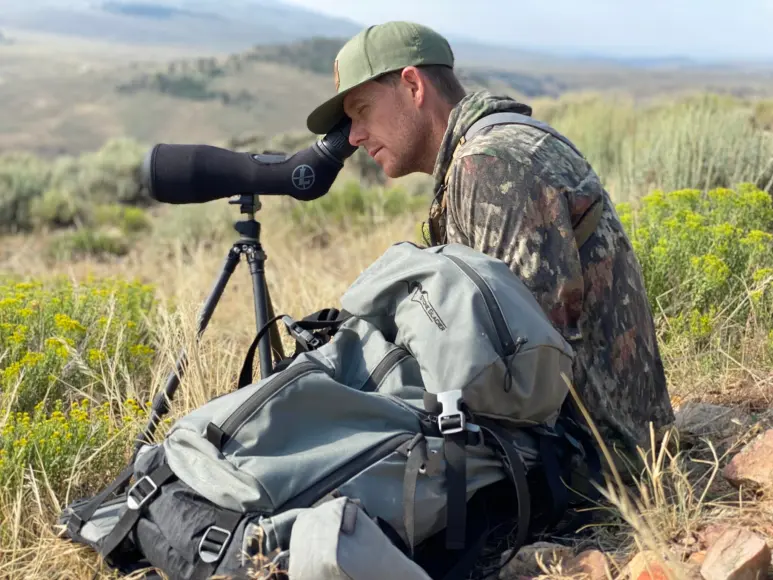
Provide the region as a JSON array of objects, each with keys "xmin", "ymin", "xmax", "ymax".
[{"xmin": 306, "ymin": 21, "xmax": 455, "ymax": 135}]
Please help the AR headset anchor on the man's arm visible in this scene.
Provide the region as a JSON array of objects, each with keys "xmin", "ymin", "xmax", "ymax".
[{"xmin": 445, "ymin": 152, "xmax": 585, "ymax": 341}]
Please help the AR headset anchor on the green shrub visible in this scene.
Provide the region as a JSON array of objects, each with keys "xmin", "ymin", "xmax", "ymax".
[
  {"xmin": 47, "ymin": 137, "xmax": 149, "ymax": 207},
  {"xmin": 540, "ymin": 94, "xmax": 773, "ymax": 200},
  {"xmin": 48, "ymin": 228, "xmax": 132, "ymax": 260},
  {"xmin": 0, "ymin": 277, "xmax": 157, "ymax": 413},
  {"xmin": 29, "ymin": 188, "xmax": 91, "ymax": 229},
  {"xmin": 149, "ymin": 202, "xmax": 234, "ymax": 254},
  {"xmin": 0, "ymin": 398, "xmax": 146, "ymax": 501},
  {"xmin": 92, "ymin": 204, "xmax": 153, "ymax": 234},
  {"xmin": 287, "ymin": 180, "xmax": 427, "ymax": 234},
  {"xmin": 618, "ymin": 183, "xmax": 773, "ymax": 354},
  {"xmin": 0, "ymin": 152, "xmax": 51, "ymax": 233},
  {"xmin": 0, "ymin": 139, "xmax": 151, "ymax": 234}
]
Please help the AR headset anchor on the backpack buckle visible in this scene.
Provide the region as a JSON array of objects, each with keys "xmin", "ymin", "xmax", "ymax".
[
  {"xmin": 282, "ymin": 315, "xmax": 323, "ymax": 351},
  {"xmin": 437, "ymin": 390, "xmax": 478, "ymax": 435},
  {"xmin": 126, "ymin": 475, "xmax": 159, "ymax": 510},
  {"xmin": 198, "ymin": 525, "xmax": 232, "ymax": 564}
]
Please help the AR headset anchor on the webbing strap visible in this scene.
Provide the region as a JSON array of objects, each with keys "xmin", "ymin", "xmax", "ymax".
[
  {"xmin": 477, "ymin": 420, "xmax": 531, "ymax": 554},
  {"xmin": 99, "ymin": 463, "xmax": 175, "ymax": 561},
  {"xmin": 537, "ymin": 431, "xmax": 570, "ymax": 531},
  {"xmin": 191, "ymin": 508, "xmax": 244, "ymax": 580},
  {"xmin": 66, "ymin": 464, "xmax": 136, "ymax": 539},
  {"xmin": 464, "ymin": 112, "xmax": 586, "ymax": 159},
  {"xmin": 402, "ymin": 434, "xmax": 427, "ymax": 557},
  {"xmin": 574, "ymin": 200, "xmax": 604, "ymax": 249},
  {"xmin": 444, "ymin": 432, "xmax": 468, "ymax": 550}
]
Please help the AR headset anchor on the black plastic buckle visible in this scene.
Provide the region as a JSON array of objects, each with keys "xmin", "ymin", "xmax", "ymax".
[{"xmin": 282, "ymin": 315, "xmax": 323, "ymax": 351}]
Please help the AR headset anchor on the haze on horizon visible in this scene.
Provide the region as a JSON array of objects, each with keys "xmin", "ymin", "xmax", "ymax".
[{"xmin": 282, "ymin": 0, "xmax": 773, "ymax": 63}]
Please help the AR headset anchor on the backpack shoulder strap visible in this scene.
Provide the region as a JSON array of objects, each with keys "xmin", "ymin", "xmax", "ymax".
[
  {"xmin": 444, "ymin": 112, "xmax": 601, "ymax": 249},
  {"xmin": 463, "ymin": 111, "xmax": 586, "ymax": 159}
]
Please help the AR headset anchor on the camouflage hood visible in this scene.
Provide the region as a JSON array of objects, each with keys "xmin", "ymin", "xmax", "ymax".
[{"xmin": 431, "ymin": 90, "xmax": 533, "ymax": 188}]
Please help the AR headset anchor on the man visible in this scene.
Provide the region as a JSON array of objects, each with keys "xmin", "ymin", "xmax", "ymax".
[{"xmin": 306, "ymin": 21, "xmax": 674, "ymax": 470}]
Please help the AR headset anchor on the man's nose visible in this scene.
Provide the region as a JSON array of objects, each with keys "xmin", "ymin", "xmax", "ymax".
[{"xmin": 348, "ymin": 121, "xmax": 367, "ymax": 147}]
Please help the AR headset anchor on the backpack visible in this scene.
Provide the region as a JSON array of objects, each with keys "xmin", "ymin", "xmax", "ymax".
[{"xmin": 58, "ymin": 242, "xmax": 602, "ymax": 580}]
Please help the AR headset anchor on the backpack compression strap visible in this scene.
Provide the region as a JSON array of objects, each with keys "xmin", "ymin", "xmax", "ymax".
[
  {"xmin": 421, "ymin": 391, "xmax": 532, "ymax": 554},
  {"xmin": 441, "ymin": 112, "xmax": 603, "ymax": 250}
]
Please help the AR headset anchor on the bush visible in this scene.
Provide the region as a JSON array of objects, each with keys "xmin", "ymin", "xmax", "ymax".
[
  {"xmin": 538, "ymin": 94, "xmax": 773, "ymax": 200},
  {"xmin": 0, "ymin": 277, "xmax": 158, "ymax": 413},
  {"xmin": 618, "ymin": 183, "xmax": 773, "ymax": 356},
  {"xmin": 48, "ymin": 228, "xmax": 133, "ymax": 260},
  {"xmin": 92, "ymin": 204, "xmax": 153, "ymax": 233},
  {"xmin": 46, "ymin": 137, "xmax": 149, "ymax": 206},
  {"xmin": 0, "ymin": 398, "xmax": 147, "ymax": 500},
  {"xmin": 286, "ymin": 180, "xmax": 427, "ymax": 235},
  {"xmin": 0, "ymin": 139, "xmax": 150, "ymax": 234},
  {"xmin": 0, "ymin": 152, "xmax": 51, "ymax": 233}
]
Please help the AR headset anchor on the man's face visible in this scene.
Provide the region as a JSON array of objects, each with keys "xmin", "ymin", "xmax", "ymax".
[{"xmin": 343, "ymin": 71, "xmax": 430, "ymax": 178}]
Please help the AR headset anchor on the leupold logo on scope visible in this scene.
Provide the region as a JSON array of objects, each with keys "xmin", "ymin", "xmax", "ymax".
[{"xmin": 292, "ymin": 165, "xmax": 315, "ymax": 190}]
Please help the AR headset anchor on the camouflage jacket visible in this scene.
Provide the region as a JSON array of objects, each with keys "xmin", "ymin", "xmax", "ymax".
[{"xmin": 428, "ymin": 90, "xmax": 674, "ymax": 457}]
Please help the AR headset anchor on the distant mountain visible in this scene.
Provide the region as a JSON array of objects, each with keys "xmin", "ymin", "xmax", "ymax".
[
  {"xmin": 0, "ymin": 0, "xmax": 362, "ymax": 50},
  {"xmin": 3, "ymin": 16, "xmax": 773, "ymax": 159}
]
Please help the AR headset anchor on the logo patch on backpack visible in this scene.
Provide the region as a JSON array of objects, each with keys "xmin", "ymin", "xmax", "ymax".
[{"xmin": 406, "ymin": 281, "xmax": 446, "ymax": 331}]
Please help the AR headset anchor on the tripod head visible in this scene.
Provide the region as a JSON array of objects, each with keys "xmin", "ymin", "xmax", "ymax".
[
  {"xmin": 229, "ymin": 194, "xmax": 262, "ymax": 242},
  {"xmin": 229, "ymin": 193, "xmax": 262, "ymax": 215}
]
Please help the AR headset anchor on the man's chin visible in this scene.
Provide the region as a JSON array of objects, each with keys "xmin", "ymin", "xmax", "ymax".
[{"xmin": 380, "ymin": 160, "xmax": 408, "ymax": 179}]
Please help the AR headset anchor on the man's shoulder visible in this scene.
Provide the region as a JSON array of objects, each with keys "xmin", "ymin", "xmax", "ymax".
[
  {"xmin": 455, "ymin": 122, "xmax": 582, "ymax": 169},
  {"xmin": 451, "ymin": 122, "xmax": 592, "ymax": 186}
]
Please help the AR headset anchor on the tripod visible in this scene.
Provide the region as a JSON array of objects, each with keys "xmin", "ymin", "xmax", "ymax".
[{"xmin": 131, "ymin": 193, "xmax": 285, "ymax": 460}]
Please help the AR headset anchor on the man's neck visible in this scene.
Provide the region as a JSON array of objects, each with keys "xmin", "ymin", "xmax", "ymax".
[{"xmin": 418, "ymin": 103, "xmax": 454, "ymax": 174}]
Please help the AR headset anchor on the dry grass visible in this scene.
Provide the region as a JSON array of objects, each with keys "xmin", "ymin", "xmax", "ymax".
[
  {"xmin": 0, "ymin": 201, "xmax": 420, "ymax": 579},
  {"xmin": 1, "ymin": 200, "xmax": 773, "ymax": 579}
]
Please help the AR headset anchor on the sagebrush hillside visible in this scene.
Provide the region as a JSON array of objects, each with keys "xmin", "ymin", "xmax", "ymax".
[{"xmin": 4, "ymin": 28, "xmax": 773, "ymax": 158}]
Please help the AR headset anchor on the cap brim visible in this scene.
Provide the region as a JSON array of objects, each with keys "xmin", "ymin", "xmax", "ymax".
[
  {"xmin": 306, "ymin": 90, "xmax": 349, "ymax": 135},
  {"xmin": 306, "ymin": 74, "xmax": 383, "ymax": 135}
]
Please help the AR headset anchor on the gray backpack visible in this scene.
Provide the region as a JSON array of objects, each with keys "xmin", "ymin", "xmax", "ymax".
[{"xmin": 59, "ymin": 242, "xmax": 600, "ymax": 580}]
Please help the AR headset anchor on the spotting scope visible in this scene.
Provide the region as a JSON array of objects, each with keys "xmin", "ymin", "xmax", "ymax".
[{"xmin": 141, "ymin": 117, "xmax": 357, "ymax": 204}]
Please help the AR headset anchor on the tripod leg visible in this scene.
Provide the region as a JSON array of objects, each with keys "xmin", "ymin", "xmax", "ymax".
[
  {"xmin": 264, "ymin": 281, "xmax": 286, "ymax": 363},
  {"xmin": 130, "ymin": 246, "xmax": 241, "ymax": 461},
  {"xmin": 246, "ymin": 247, "xmax": 274, "ymax": 380}
]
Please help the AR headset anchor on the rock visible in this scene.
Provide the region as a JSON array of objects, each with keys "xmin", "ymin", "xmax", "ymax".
[
  {"xmin": 700, "ymin": 527, "xmax": 770, "ymax": 580},
  {"xmin": 688, "ymin": 551, "xmax": 707, "ymax": 566},
  {"xmin": 698, "ymin": 524, "xmax": 739, "ymax": 550},
  {"xmin": 498, "ymin": 542, "xmax": 574, "ymax": 578},
  {"xmin": 564, "ymin": 549, "xmax": 612, "ymax": 579},
  {"xmin": 626, "ymin": 551, "xmax": 674, "ymax": 580},
  {"xmin": 722, "ymin": 429, "xmax": 773, "ymax": 491},
  {"xmin": 675, "ymin": 402, "xmax": 749, "ymax": 439}
]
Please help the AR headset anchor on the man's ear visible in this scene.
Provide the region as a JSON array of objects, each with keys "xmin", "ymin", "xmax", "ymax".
[{"xmin": 400, "ymin": 66, "xmax": 425, "ymax": 106}]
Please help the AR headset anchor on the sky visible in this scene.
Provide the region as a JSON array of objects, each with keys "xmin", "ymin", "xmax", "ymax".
[{"xmin": 282, "ymin": 0, "xmax": 773, "ymax": 63}]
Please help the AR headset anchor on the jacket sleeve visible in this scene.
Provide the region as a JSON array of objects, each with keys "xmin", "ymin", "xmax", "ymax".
[{"xmin": 445, "ymin": 152, "xmax": 585, "ymax": 341}]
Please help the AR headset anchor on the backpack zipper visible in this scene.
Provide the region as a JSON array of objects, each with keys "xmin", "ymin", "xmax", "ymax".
[
  {"xmin": 361, "ymin": 347, "xmax": 412, "ymax": 392},
  {"xmin": 218, "ymin": 361, "xmax": 320, "ymax": 447},
  {"xmin": 443, "ymin": 254, "xmax": 517, "ymax": 356}
]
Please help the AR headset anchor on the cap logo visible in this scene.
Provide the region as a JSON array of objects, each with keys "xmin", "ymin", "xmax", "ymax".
[{"xmin": 333, "ymin": 59, "xmax": 340, "ymax": 92}]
